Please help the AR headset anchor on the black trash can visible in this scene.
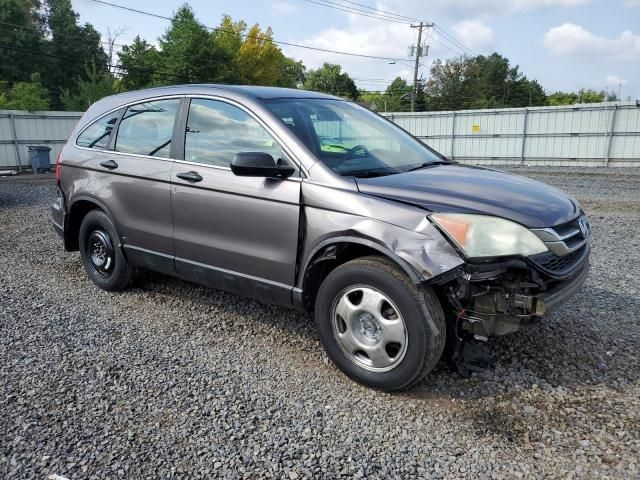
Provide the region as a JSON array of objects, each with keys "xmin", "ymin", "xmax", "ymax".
[{"xmin": 28, "ymin": 146, "xmax": 52, "ymax": 173}]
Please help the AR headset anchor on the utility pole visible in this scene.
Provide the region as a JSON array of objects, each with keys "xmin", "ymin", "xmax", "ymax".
[{"xmin": 410, "ymin": 22, "xmax": 432, "ymax": 112}]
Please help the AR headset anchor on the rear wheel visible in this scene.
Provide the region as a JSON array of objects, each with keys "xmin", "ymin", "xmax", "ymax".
[
  {"xmin": 315, "ymin": 256, "xmax": 446, "ymax": 391},
  {"xmin": 79, "ymin": 210, "xmax": 132, "ymax": 291}
]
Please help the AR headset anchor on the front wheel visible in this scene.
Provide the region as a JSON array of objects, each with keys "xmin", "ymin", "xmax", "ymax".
[
  {"xmin": 315, "ymin": 256, "xmax": 446, "ymax": 391},
  {"xmin": 79, "ymin": 210, "xmax": 133, "ymax": 291}
]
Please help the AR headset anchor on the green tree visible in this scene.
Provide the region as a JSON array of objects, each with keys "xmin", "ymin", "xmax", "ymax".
[
  {"xmin": 303, "ymin": 63, "xmax": 358, "ymax": 99},
  {"xmin": 547, "ymin": 88, "xmax": 615, "ymax": 106},
  {"xmin": 60, "ymin": 63, "xmax": 118, "ymax": 110},
  {"xmin": 278, "ymin": 57, "xmax": 306, "ymax": 88},
  {"xmin": 44, "ymin": 0, "xmax": 108, "ymax": 109},
  {"xmin": 0, "ymin": 72, "xmax": 49, "ymax": 110},
  {"xmin": 546, "ymin": 91, "xmax": 579, "ymax": 106},
  {"xmin": 118, "ymin": 36, "xmax": 162, "ymax": 90},
  {"xmin": 424, "ymin": 53, "xmax": 548, "ymax": 110},
  {"xmin": 384, "ymin": 77, "xmax": 413, "ymax": 111},
  {"xmin": 424, "ymin": 57, "xmax": 468, "ymax": 110},
  {"xmin": 159, "ymin": 4, "xmax": 229, "ymax": 83},
  {"xmin": 357, "ymin": 90, "xmax": 384, "ymax": 110},
  {"xmin": 0, "ymin": 0, "xmax": 45, "ymax": 85}
]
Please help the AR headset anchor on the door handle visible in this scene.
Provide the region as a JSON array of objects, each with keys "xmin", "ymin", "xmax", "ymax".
[
  {"xmin": 176, "ymin": 171, "xmax": 203, "ymax": 183},
  {"xmin": 100, "ymin": 159, "xmax": 118, "ymax": 170}
]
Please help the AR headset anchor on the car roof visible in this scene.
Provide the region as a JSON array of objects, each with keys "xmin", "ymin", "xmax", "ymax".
[{"xmin": 99, "ymin": 84, "xmax": 343, "ymax": 105}]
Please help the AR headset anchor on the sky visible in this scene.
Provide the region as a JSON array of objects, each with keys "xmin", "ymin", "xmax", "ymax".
[{"xmin": 71, "ymin": 0, "xmax": 640, "ymax": 99}]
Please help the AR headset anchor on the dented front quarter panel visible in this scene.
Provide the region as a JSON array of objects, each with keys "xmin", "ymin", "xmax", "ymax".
[{"xmin": 299, "ymin": 180, "xmax": 464, "ymax": 286}]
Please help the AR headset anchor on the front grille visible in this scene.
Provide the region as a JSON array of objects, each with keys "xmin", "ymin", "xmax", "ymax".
[
  {"xmin": 531, "ymin": 245, "xmax": 588, "ymax": 276},
  {"xmin": 531, "ymin": 216, "xmax": 590, "ymax": 257}
]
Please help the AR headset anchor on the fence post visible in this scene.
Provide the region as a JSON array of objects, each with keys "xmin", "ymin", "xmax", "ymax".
[
  {"xmin": 604, "ymin": 104, "xmax": 617, "ymax": 167},
  {"xmin": 450, "ymin": 111, "xmax": 456, "ymax": 160},
  {"xmin": 520, "ymin": 108, "xmax": 529, "ymax": 165},
  {"xmin": 8, "ymin": 113, "xmax": 22, "ymax": 172}
]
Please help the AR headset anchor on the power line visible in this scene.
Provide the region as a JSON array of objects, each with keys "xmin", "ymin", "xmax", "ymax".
[
  {"xmin": 432, "ymin": 25, "xmax": 477, "ymax": 56},
  {"xmin": 0, "ymin": 45, "xmax": 204, "ymax": 83},
  {"xmin": 87, "ymin": 0, "xmax": 408, "ymax": 62},
  {"xmin": 298, "ymin": 0, "xmax": 412, "ymax": 24},
  {"xmin": 329, "ymin": 0, "xmax": 422, "ymax": 22},
  {"xmin": 424, "ymin": 29, "xmax": 468, "ymax": 57},
  {"xmin": 297, "ymin": 1, "xmax": 478, "ymax": 58}
]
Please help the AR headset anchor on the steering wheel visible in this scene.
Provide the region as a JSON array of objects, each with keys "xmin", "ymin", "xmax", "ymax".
[{"xmin": 343, "ymin": 144, "xmax": 369, "ymax": 161}]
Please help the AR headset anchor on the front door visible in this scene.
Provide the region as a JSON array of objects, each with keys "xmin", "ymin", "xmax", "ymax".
[{"xmin": 171, "ymin": 98, "xmax": 301, "ymax": 306}]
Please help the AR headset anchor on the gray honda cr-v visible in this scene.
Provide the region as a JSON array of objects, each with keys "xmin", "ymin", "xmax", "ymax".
[{"xmin": 52, "ymin": 85, "xmax": 590, "ymax": 391}]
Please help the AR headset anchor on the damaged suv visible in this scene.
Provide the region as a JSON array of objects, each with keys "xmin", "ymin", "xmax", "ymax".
[{"xmin": 52, "ymin": 85, "xmax": 590, "ymax": 391}]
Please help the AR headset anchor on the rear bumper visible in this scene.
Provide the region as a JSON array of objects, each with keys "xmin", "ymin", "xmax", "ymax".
[
  {"xmin": 51, "ymin": 190, "xmax": 65, "ymax": 238},
  {"xmin": 541, "ymin": 261, "xmax": 590, "ymax": 312}
]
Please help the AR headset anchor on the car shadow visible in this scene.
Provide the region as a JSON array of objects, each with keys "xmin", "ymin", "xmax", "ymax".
[
  {"xmin": 129, "ymin": 270, "xmax": 318, "ymax": 342},
  {"xmin": 410, "ymin": 285, "xmax": 640, "ymax": 401},
  {"xmin": 130, "ymin": 271, "xmax": 639, "ymax": 402}
]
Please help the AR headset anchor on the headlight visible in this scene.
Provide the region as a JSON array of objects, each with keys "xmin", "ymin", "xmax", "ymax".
[{"xmin": 430, "ymin": 213, "xmax": 548, "ymax": 258}]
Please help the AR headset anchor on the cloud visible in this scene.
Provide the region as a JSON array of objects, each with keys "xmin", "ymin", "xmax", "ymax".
[
  {"xmin": 451, "ymin": 20, "xmax": 493, "ymax": 50},
  {"xmin": 284, "ymin": 8, "xmax": 466, "ymax": 91},
  {"xmin": 605, "ymin": 74, "xmax": 626, "ymax": 86},
  {"xmin": 543, "ymin": 23, "xmax": 640, "ymax": 59},
  {"xmin": 383, "ymin": 0, "xmax": 590, "ymax": 17},
  {"xmin": 269, "ymin": 1, "xmax": 298, "ymax": 14},
  {"xmin": 285, "ymin": 12, "xmax": 414, "ymax": 71}
]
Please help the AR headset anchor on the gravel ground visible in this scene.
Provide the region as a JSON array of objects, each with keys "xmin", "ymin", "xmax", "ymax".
[{"xmin": 1, "ymin": 168, "xmax": 639, "ymax": 479}]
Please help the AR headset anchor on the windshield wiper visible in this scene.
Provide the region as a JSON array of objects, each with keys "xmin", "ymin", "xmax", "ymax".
[
  {"xmin": 340, "ymin": 170, "xmax": 397, "ymax": 178},
  {"xmin": 405, "ymin": 160, "xmax": 452, "ymax": 172}
]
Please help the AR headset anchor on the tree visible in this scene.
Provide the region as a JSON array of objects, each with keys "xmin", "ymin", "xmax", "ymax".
[
  {"xmin": 44, "ymin": 0, "xmax": 108, "ymax": 109},
  {"xmin": 424, "ymin": 57, "xmax": 468, "ymax": 110},
  {"xmin": 385, "ymin": 77, "xmax": 413, "ymax": 111},
  {"xmin": 424, "ymin": 53, "xmax": 548, "ymax": 111},
  {"xmin": 118, "ymin": 36, "xmax": 162, "ymax": 90},
  {"xmin": 0, "ymin": 0, "xmax": 45, "ymax": 85},
  {"xmin": 211, "ymin": 15, "xmax": 306, "ymax": 87},
  {"xmin": 303, "ymin": 63, "xmax": 358, "ymax": 99},
  {"xmin": 159, "ymin": 4, "xmax": 229, "ymax": 84},
  {"xmin": 234, "ymin": 25, "xmax": 286, "ymax": 85},
  {"xmin": 0, "ymin": 73, "xmax": 49, "ymax": 110},
  {"xmin": 60, "ymin": 63, "xmax": 118, "ymax": 110},
  {"xmin": 278, "ymin": 57, "xmax": 306, "ymax": 88},
  {"xmin": 547, "ymin": 88, "xmax": 615, "ymax": 106}
]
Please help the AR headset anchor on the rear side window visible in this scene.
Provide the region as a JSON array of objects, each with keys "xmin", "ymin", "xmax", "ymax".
[
  {"xmin": 115, "ymin": 99, "xmax": 180, "ymax": 158},
  {"xmin": 76, "ymin": 109, "xmax": 123, "ymax": 149},
  {"xmin": 184, "ymin": 98, "xmax": 284, "ymax": 168}
]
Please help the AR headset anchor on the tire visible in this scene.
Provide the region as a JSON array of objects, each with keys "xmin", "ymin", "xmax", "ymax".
[
  {"xmin": 79, "ymin": 209, "xmax": 133, "ymax": 291},
  {"xmin": 314, "ymin": 256, "xmax": 446, "ymax": 392}
]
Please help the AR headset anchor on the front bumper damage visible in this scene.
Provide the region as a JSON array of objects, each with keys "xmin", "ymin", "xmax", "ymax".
[{"xmin": 431, "ymin": 244, "xmax": 590, "ymax": 374}]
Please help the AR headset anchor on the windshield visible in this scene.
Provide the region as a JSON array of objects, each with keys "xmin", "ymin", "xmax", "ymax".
[{"xmin": 264, "ymin": 98, "xmax": 446, "ymax": 178}]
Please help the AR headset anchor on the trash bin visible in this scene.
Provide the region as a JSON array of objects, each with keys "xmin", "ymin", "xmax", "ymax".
[{"xmin": 28, "ymin": 146, "xmax": 51, "ymax": 174}]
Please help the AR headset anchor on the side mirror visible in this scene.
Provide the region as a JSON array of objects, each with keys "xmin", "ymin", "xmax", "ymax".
[{"xmin": 230, "ymin": 152, "xmax": 295, "ymax": 179}]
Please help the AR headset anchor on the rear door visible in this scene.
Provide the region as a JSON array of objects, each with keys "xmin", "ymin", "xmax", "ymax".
[
  {"xmin": 171, "ymin": 97, "xmax": 301, "ymax": 306},
  {"xmin": 106, "ymin": 97, "xmax": 182, "ymax": 274}
]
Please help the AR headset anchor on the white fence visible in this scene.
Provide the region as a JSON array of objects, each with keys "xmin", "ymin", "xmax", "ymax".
[
  {"xmin": 382, "ymin": 101, "xmax": 640, "ymax": 167},
  {"xmin": 0, "ymin": 110, "xmax": 81, "ymax": 170},
  {"xmin": 2, "ymin": 101, "xmax": 639, "ymax": 170}
]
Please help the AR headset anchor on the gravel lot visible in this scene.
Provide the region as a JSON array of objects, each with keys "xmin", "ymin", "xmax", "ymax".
[{"xmin": 1, "ymin": 167, "xmax": 639, "ymax": 479}]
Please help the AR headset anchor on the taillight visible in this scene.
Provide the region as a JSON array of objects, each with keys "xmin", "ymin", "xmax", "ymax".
[{"xmin": 55, "ymin": 150, "xmax": 62, "ymax": 184}]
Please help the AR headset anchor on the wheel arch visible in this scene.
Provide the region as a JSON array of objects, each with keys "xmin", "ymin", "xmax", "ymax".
[
  {"xmin": 65, "ymin": 196, "xmax": 119, "ymax": 251},
  {"xmin": 296, "ymin": 236, "xmax": 421, "ymax": 312}
]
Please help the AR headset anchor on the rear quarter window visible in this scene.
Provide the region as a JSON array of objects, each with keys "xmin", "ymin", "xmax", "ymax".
[
  {"xmin": 114, "ymin": 99, "xmax": 180, "ymax": 158},
  {"xmin": 76, "ymin": 109, "xmax": 123, "ymax": 149}
]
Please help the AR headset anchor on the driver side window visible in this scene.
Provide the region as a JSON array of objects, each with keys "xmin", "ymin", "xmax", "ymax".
[{"xmin": 184, "ymin": 98, "xmax": 295, "ymax": 174}]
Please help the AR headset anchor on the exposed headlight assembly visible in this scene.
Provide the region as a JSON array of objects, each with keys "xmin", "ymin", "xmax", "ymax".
[{"xmin": 430, "ymin": 213, "xmax": 548, "ymax": 258}]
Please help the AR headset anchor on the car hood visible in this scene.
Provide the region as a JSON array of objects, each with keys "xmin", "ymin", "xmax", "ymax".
[{"xmin": 355, "ymin": 164, "xmax": 580, "ymax": 228}]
